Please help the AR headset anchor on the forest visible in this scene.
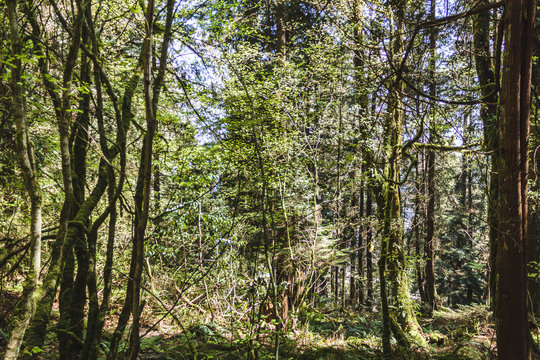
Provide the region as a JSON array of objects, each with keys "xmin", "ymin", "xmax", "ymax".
[{"xmin": 0, "ymin": 0, "xmax": 539, "ymax": 359}]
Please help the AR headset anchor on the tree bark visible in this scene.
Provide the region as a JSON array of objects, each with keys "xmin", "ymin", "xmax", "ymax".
[
  {"xmin": 414, "ymin": 152, "xmax": 426, "ymax": 303},
  {"xmin": 275, "ymin": 0, "xmax": 286, "ymax": 55},
  {"xmin": 423, "ymin": 0, "xmax": 438, "ymax": 313},
  {"xmin": 377, "ymin": 4, "xmax": 426, "ymax": 355},
  {"xmin": 353, "ymin": 0, "xmax": 368, "ymax": 307},
  {"xmin": 472, "ymin": 0, "xmax": 500, "ymax": 308},
  {"xmin": 365, "ymin": 189, "xmax": 373, "ymax": 306},
  {"xmin": 126, "ymin": 0, "xmax": 155, "ymax": 356},
  {"xmin": 3, "ymin": 0, "xmax": 43, "ymax": 357},
  {"xmin": 105, "ymin": 56, "xmax": 144, "ymax": 360},
  {"xmin": 357, "ymin": 179, "xmax": 364, "ymax": 305},
  {"xmin": 529, "ymin": 93, "xmax": 540, "ymax": 317},
  {"xmin": 125, "ymin": 0, "xmax": 175, "ymax": 356},
  {"xmin": 495, "ymin": 0, "xmax": 535, "ymax": 358}
]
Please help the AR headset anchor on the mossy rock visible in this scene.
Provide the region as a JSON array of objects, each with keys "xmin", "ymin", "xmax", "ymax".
[
  {"xmin": 455, "ymin": 340, "xmax": 489, "ymax": 360},
  {"xmin": 428, "ymin": 331, "xmax": 448, "ymax": 346}
]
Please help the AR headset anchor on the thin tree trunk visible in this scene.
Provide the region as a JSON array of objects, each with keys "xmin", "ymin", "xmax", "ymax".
[
  {"xmin": 3, "ymin": 1, "xmax": 42, "ymax": 357},
  {"xmin": 358, "ymin": 177, "xmax": 364, "ymax": 305},
  {"xmin": 472, "ymin": 0, "xmax": 500, "ymax": 308},
  {"xmin": 365, "ymin": 190, "xmax": 373, "ymax": 306},
  {"xmin": 352, "ymin": 0, "xmax": 368, "ymax": 307},
  {"xmin": 466, "ymin": 148, "xmax": 474, "ymax": 302},
  {"xmin": 125, "ymin": 0, "xmax": 175, "ymax": 356},
  {"xmin": 423, "ymin": 0, "xmax": 438, "ymax": 313},
  {"xmin": 458, "ymin": 113, "xmax": 473, "ymax": 302},
  {"xmin": 415, "ymin": 152, "xmax": 426, "ymax": 303},
  {"xmin": 424, "ymin": 131, "xmax": 437, "ymax": 311},
  {"xmin": 44, "ymin": 1, "xmax": 84, "ymax": 356},
  {"xmin": 350, "ymin": 222, "xmax": 356, "ymax": 304},
  {"xmin": 83, "ymin": 4, "xmax": 131, "ymax": 351},
  {"xmin": 349, "ymin": 231, "xmax": 357, "ymax": 306},
  {"xmin": 65, "ymin": 23, "xmax": 93, "ymax": 357},
  {"xmin": 105, "ymin": 56, "xmax": 144, "ymax": 360},
  {"xmin": 20, "ymin": 0, "xmax": 73, "ymax": 347},
  {"xmin": 126, "ymin": 0, "xmax": 155, "ymax": 357}
]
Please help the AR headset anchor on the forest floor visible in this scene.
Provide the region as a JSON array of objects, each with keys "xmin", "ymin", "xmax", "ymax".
[
  {"xmin": 2, "ymin": 291, "xmax": 539, "ymax": 360},
  {"xmin": 130, "ymin": 304, "xmax": 499, "ymax": 360}
]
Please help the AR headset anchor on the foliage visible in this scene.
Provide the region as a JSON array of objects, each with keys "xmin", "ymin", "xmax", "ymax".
[{"xmin": 0, "ymin": 0, "xmax": 537, "ymax": 358}]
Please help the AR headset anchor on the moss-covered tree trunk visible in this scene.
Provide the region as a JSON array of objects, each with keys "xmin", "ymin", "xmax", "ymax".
[
  {"xmin": 413, "ymin": 152, "xmax": 426, "ymax": 304},
  {"xmin": 121, "ymin": 0, "xmax": 174, "ymax": 357},
  {"xmin": 378, "ymin": 4, "xmax": 427, "ymax": 357},
  {"xmin": 3, "ymin": 0, "xmax": 42, "ymax": 357},
  {"xmin": 352, "ymin": 0, "xmax": 369, "ymax": 307},
  {"xmin": 104, "ymin": 56, "xmax": 144, "ymax": 360},
  {"xmin": 59, "ymin": 20, "xmax": 93, "ymax": 358},
  {"xmin": 21, "ymin": 1, "xmax": 72, "ymax": 348},
  {"xmin": 82, "ymin": 4, "xmax": 131, "ymax": 356},
  {"xmin": 423, "ymin": 0, "xmax": 438, "ymax": 313},
  {"xmin": 472, "ymin": 0, "xmax": 500, "ymax": 308},
  {"xmin": 357, "ymin": 179, "xmax": 364, "ymax": 304},
  {"xmin": 126, "ymin": 12, "xmax": 157, "ymax": 348},
  {"xmin": 365, "ymin": 189, "xmax": 373, "ymax": 306},
  {"xmin": 54, "ymin": 2, "xmax": 85, "ymax": 357}
]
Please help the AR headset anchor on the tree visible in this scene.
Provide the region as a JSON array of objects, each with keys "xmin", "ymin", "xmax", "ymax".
[
  {"xmin": 3, "ymin": 0, "xmax": 42, "ymax": 357},
  {"xmin": 1, "ymin": 0, "xmax": 536, "ymax": 358},
  {"xmin": 495, "ymin": 0, "xmax": 535, "ymax": 358},
  {"xmin": 472, "ymin": 0, "xmax": 500, "ymax": 307},
  {"xmin": 377, "ymin": 2, "xmax": 427, "ymax": 355},
  {"xmin": 424, "ymin": 0, "xmax": 439, "ymax": 313}
]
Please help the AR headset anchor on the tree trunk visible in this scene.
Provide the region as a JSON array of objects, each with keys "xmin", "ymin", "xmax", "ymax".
[
  {"xmin": 350, "ymin": 223, "xmax": 356, "ymax": 304},
  {"xmin": 357, "ymin": 182, "xmax": 364, "ymax": 305},
  {"xmin": 495, "ymin": 0, "xmax": 535, "ymax": 358},
  {"xmin": 424, "ymin": 103, "xmax": 437, "ymax": 312},
  {"xmin": 529, "ymin": 95, "xmax": 540, "ymax": 317},
  {"xmin": 423, "ymin": 0, "xmax": 438, "ymax": 313},
  {"xmin": 3, "ymin": 1, "xmax": 43, "ymax": 357},
  {"xmin": 275, "ymin": 0, "xmax": 286, "ymax": 55},
  {"xmin": 365, "ymin": 190, "xmax": 373, "ymax": 307},
  {"xmin": 459, "ymin": 113, "xmax": 474, "ymax": 303},
  {"xmin": 472, "ymin": 0, "xmax": 500, "ymax": 308},
  {"xmin": 105, "ymin": 56, "xmax": 144, "ymax": 360},
  {"xmin": 466, "ymin": 145, "xmax": 474, "ymax": 302},
  {"xmin": 352, "ymin": 0, "xmax": 368, "ymax": 307},
  {"xmin": 530, "ymin": 27, "xmax": 540, "ymax": 318},
  {"xmin": 529, "ymin": 198, "xmax": 540, "ymax": 317},
  {"xmin": 378, "ymin": 4, "xmax": 426, "ymax": 354},
  {"xmin": 414, "ymin": 152, "xmax": 426, "ymax": 303},
  {"xmin": 65, "ymin": 24, "xmax": 93, "ymax": 357},
  {"xmin": 126, "ymin": 0, "xmax": 155, "ymax": 357}
]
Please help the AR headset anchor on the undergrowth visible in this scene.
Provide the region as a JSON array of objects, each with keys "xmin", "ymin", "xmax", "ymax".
[{"xmin": 96, "ymin": 304, "xmax": 497, "ymax": 360}]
